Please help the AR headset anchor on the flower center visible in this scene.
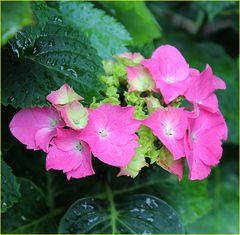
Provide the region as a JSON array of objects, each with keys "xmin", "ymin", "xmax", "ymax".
[
  {"xmin": 164, "ymin": 127, "xmax": 174, "ymax": 136},
  {"xmin": 75, "ymin": 142, "xmax": 83, "ymax": 151},
  {"xmin": 191, "ymin": 132, "xmax": 197, "ymax": 141},
  {"xmin": 165, "ymin": 76, "xmax": 174, "ymax": 84},
  {"xmin": 99, "ymin": 129, "xmax": 108, "ymax": 137},
  {"xmin": 50, "ymin": 119, "xmax": 58, "ymax": 127}
]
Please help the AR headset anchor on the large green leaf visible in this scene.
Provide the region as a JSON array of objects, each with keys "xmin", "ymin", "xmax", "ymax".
[
  {"xmin": 99, "ymin": 1, "xmax": 162, "ymax": 46},
  {"xmin": 1, "ymin": 160, "xmax": 21, "ymax": 213},
  {"xmin": 58, "ymin": 194, "xmax": 184, "ymax": 234},
  {"xmin": 109, "ymin": 165, "xmax": 212, "ymax": 225},
  {"xmin": 2, "ymin": 12, "xmax": 104, "ymax": 108},
  {"xmin": 55, "ymin": 2, "xmax": 132, "ymax": 59},
  {"xmin": 1, "ymin": 178, "xmax": 64, "ymax": 234},
  {"xmin": 160, "ymin": 31, "xmax": 238, "ymax": 144},
  {"xmin": 1, "ymin": 2, "xmax": 33, "ymax": 45}
]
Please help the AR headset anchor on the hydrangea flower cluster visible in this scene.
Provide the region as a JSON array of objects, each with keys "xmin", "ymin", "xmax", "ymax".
[{"xmin": 9, "ymin": 45, "xmax": 227, "ymax": 181}]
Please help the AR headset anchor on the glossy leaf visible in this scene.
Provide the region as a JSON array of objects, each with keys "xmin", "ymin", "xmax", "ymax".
[
  {"xmin": 100, "ymin": 1, "xmax": 162, "ymax": 46},
  {"xmin": 110, "ymin": 165, "xmax": 212, "ymax": 225},
  {"xmin": 56, "ymin": 2, "xmax": 132, "ymax": 58},
  {"xmin": 1, "ymin": 160, "xmax": 21, "ymax": 213},
  {"xmin": 2, "ymin": 12, "xmax": 104, "ymax": 108},
  {"xmin": 1, "ymin": 178, "xmax": 63, "ymax": 233},
  {"xmin": 1, "ymin": 2, "xmax": 33, "ymax": 45},
  {"xmin": 58, "ymin": 194, "xmax": 184, "ymax": 234}
]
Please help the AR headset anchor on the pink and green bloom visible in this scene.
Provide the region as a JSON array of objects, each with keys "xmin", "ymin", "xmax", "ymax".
[
  {"xmin": 47, "ymin": 84, "xmax": 83, "ymax": 106},
  {"xmin": 127, "ymin": 65, "xmax": 157, "ymax": 92},
  {"xmin": 114, "ymin": 52, "xmax": 144, "ymax": 65},
  {"xmin": 61, "ymin": 101, "xmax": 88, "ymax": 130},
  {"xmin": 79, "ymin": 103, "xmax": 141, "ymax": 167}
]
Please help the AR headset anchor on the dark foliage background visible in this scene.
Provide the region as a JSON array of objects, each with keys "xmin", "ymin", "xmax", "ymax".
[{"xmin": 1, "ymin": 1, "xmax": 239, "ymax": 234}]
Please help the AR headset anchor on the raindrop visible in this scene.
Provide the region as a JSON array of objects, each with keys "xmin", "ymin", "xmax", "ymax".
[
  {"xmin": 130, "ymin": 208, "xmax": 139, "ymax": 213},
  {"xmin": 30, "ymin": 186, "xmax": 34, "ymax": 190},
  {"xmin": 67, "ymin": 68, "xmax": 78, "ymax": 78},
  {"xmin": 21, "ymin": 215, "xmax": 27, "ymax": 221},
  {"xmin": 73, "ymin": 210, "xmax": 81, "ymax": 216},
  {"xmin": 16, "ymin": 40, "xmax": 22, "ymax": 48},
  {"xmin": 142, "ymin": 230, "xmax": 151, "ymax": 234},
  {"xmin": 60, "ymin": 65, "xmax": 64, "ymax": 71},
  {"xmin": 87, "ymin": 216, "xmax": 98, "ymax": 224},
  {"xmin": 2, "ymin": 202, "xmax": 7, "ymax": 207},
  {"xmin": 168, "ymin": 215, "xmax": 173, "ymax": 219},
  {"xmin": 145, "ymin": 197, "xmax": 158, "ymax": 209},
  {"xmin": 48, "ymin": 39, "xmax": 56, "ymax": 47},
  {"xmin": 10, "ymin": 97, "xmax": 15, "ymax": 102},
  {"xmin": 13, "ymin": 49, "xmax": 20, "ymax": 58},
  {"xmin": 35, "ymin": 197, "xmax": 40, "ymax": 202},
  {"xmin": 53, "ymin": 16, "xmax": 63, "ymax": 23},
  {"xmin": 146, "ymin": 217, "xmax": 154, "ymax": 222}
]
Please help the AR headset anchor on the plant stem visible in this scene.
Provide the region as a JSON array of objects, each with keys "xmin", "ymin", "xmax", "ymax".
[{"xmin": 105, "ymin": 182, "xmax": 117, "ymax": 234}]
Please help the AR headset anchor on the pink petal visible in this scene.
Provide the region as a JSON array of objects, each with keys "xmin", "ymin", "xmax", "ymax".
[
  {"xmin": 79, "ymin": 103, "xmax": 141, "ymax": 167},
  {"xmin": 35, "ymin": 128, "xmax": 57, "ymax": 153},
  {"xmin": 47, "ymin": 84, "xmax": 83, "ymax": 105},
  {"xmin": 9, "ymin": 107, "xmax": 63, "ymax": 151},
  {"xmin": 142, "ymin": 45, "xmax": 189, "ymax": 103},
  {"xmin": 46, "ymin": 129, "xmax": 94, "ymax": 177},
  {"xmin": 143, "ymin": 107, "xmax": 188, "ymax": 160}
]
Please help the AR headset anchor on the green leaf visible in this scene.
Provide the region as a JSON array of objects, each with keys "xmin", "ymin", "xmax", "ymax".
[
  {"xmin": 1, "ymin": 160, "xmax": 21, "ymax": 213},
  {"xmin": 110, "ymin": 165, "xmax": 212, "ymax": 225},
  {"xmin": 58, "ymin": 193, "xmax": 184, "ymax": 234},
  {"xmin": 186, "ymin": 147, "xmax": 238, "ymax": 233},
  {"xmin": 1, "ymin": 2, "xmax": 33, "ymax": 45},
  {"xmin": 193, "ymin": 2, "xmax": 237, "ymax": 21},
  {"xmin": 56, "ymin": 2, "xmax": 132, "ymax": 58},
  {"xmin": 1, "ymin": 178, "xmax": 64, "ymax": 233},
  {"xmin": 100, "ymin": 1, "xmax": 162, "ymax": 46},
  {"xmin": 160, "ymin": 31, "xmax": 238, "ymax": 144},
  {"xmin": 2, "ymin": 12, "xmax": 104, "ymax": 108},
  {"xmin": 9, "ymin": 2, "xmax": 49, "ymax": 51}
]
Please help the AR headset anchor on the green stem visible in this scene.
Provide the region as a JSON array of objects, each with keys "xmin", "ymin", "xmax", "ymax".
[{"xmin": 105, "ymin": 182, "xmax": 118, "ymax": 234}]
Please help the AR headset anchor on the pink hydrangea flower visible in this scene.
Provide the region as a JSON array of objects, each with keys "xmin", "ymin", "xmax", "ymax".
[
  {"xmin": 143, "ymin": 107, "xmax": 188, "ymax": 160},
  {"xmin": 9, "ymin": 107, "xmax": 64, "ymax": 152},
  {"xmin": 184, "ymin": 65, "xmax": 226, "ymax": 113},
  {"xmin": 47, "ymin": 84, "xmax": 83, "ymax": 106},
  {"xmin": 142, "ymin": 45, "xmax": 190, "ymax": 104},
  {"xmin": 46, "ymin": 128, "xmax": 94, "ymax": 180},
  {"xmin": 127, "ymin": 65, "xmax": 157, "ymax": 92},
  {"xmin": 114, "ymin": 52, "xmax": 144, "ymax": 64},
  {"xmin": 184, "ymin": 109, "xmax": 228, "ymax": 180},
  {"xmin": 79, "ymin": 103, "xmax": 141, "ymax": 167},
  {"xmin": 61, "ymin": 101, "xmax": 88, "ymax": 130}
]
